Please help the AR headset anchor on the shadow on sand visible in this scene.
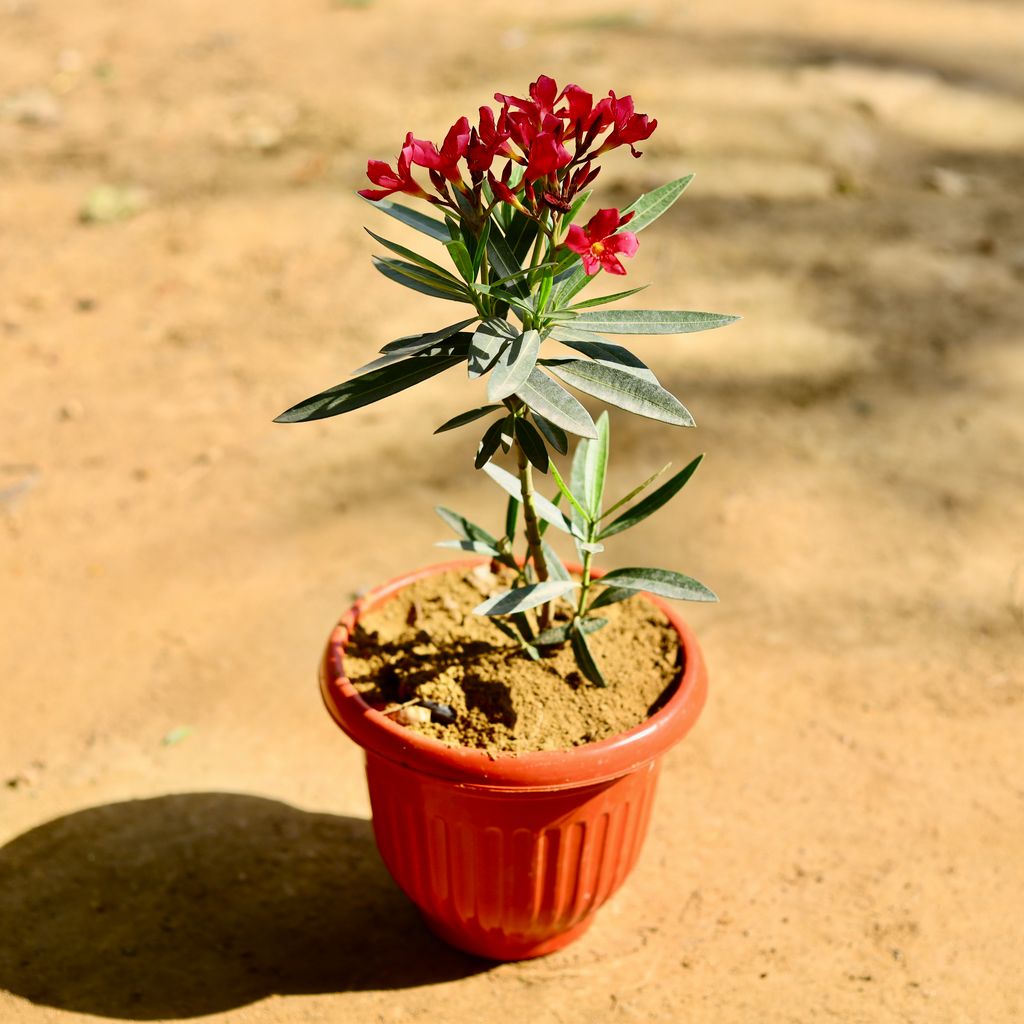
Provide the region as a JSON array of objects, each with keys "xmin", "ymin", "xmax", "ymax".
[{"xmin": 0, "ymin": 792, "xmax": 485, "ymax": 1018}]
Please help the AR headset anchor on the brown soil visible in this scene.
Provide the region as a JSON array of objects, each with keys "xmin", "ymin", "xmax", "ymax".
[{"xmin": 345, "ymin": 565, "xmax": 679, "ymax": 753}]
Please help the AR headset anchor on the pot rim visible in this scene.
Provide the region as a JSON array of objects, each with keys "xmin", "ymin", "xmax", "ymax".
[{"xmin": 320, "ymin": 558, "xmax": 708, "ymax": 790}]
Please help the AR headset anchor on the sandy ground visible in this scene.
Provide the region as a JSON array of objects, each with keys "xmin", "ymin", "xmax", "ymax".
[{"xmin": 2, "ymin": 0, "xmax": 1023, "ymax": 1021}]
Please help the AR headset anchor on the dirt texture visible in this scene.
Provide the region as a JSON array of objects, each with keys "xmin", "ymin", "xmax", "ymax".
[
  {"xmin": 345, "ymin": 565, "xmax": 679, "ymax": 753},
  {"xmin": 2, "ymin": 1, "xmax": 1024, "ymax": 1022}
]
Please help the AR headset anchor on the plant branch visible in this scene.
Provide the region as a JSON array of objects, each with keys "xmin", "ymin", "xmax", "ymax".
[{"xmin": 515, "ymin": 440, "xmax": 551, "ymax": 629}]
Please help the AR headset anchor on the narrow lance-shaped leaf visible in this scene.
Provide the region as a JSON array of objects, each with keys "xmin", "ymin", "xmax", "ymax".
[
  {"xmin": 572, "ymin": 309, "xmax": 740, "ymax": 335},
  {"xmin": 436, "ymin": 538, "xmax": 500, "ymax": 555},
  {"xmin": 585, "ymin": 586, "xmax": 637, "ymax": 612},
  {"xmin": 487, "ymin": 328, "xmax": 541, "ymax": 402},
  {"xmin": 362, "ymin": 195, "xmax": 449, "ymax": 241},
  {"xmin": 619, "ymin": 173, "xmax": 694, "ymax": 232},
  {"xmin": 547, "ymin": 330, "xmax": 658, "ymax": 383},
  {"xmin": 380, "ymin": 318, "xmax": 478, "ymax": 354},
  {"xmin": 535, "ymin": 616, "xmax": 607, "ymax": 646},
  {"xmin": 356, "ymin": 323, "xmax": 476, "ymax": 376},
  {"xmin": 531, "ymin": 412, "xmax": 568, "ymax": 455},
  {"xmin": 584, "ymin": 411, "xmax": 609, "ymax": 517},
  {"xmin": 568, "ymin": 285, "xmax": 649, "ymax": 311},
  {"xmin": 599, "ymin": 454, "xmax": 704, "ymax": 539},
  {"xmin": 599, "ymin": 462, "xmax": 672, "ymax": 521},
  {"xmin": 366, "ymin": 229, "xmax": 463, "ymax": 283},
  {"xmin": 482, "ymin": 462, "xmax": 580, "ymax": 538},
  {"xmin": 514, "ymin": 367, "xmax": 598, "ymax": 439},
  {"xmin": 445, "ymin": 239, "xmax": 475, "ymax": 282},
  {"xmin": 547, "ymin": 358, "xmax": 695, "ymax": 427},
  {"xmin": 468, "ymin": 318, "xmax": 518, "ymax": 379},
  {"xmin": 275, "ymin": 350, "xmax": 466, "ymax": 423},
  {"xmin": 549, "ymin": 460, "xmax": 591, "ymax": 528},
  {"xmin": 475, "ymin": 417, "xmax": 509, "ymax": 469},
  {"xmin": 434, "ymin": 404, "xmax": 501, "ymax": 434},
  {"xmin": 373, "ymin": 257, "xmax": 473, "ymax": 304},
  {"xmin": 514, "ymin": 416, "xmax": 549, "ymax": 473},
  {"xmin": 504, "ymin": 494, "xmax": 519, "ymax": 543},
  {"xmin": 571, "ymin": 624, "xmax": 608, "ymax": 687},
  {"xmin": 434, "ymin": 506, "xmax": 498, "ymax": 547},
  {"xmin": 486, "ymin": 222, "xmax": 528, "ymax": 296},
  {"xmin": 540, "ymin": 539, "xmax": 570, "ymax": 582},
  {"xmin": 474, "ymin": 580, "xmax": 579, "ymax": 616},
  {"xmin": 596, "ymin": 567, "xmax": 718, "ymax": 602}
]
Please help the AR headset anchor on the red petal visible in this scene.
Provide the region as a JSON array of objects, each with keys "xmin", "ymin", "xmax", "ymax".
[
  {"xmin": 605, "ymin": 230, "xmax": 639, "ymax": 257},
  {"xmin": 564, "ymin": 225, "xmax": 590, "ymax": 254},
  {"xmin": 586, "ymin": 208, "xmax": 621, "ymax": 241},
  {"xmin": 581, "ymin": 252, "xmax": 601, "ymax": 275},
  {"xmin": 600, "ymin": 253, "xmax": 628, "ymax": 275}
]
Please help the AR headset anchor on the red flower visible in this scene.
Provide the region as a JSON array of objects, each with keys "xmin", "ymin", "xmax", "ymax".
[
  {"xmin": 524, "ymin": 129, "xmax": 571, "ymax": 181},
  {"xmin": 565, "ymin": 208, "xmax": 639, "ymax": 276},
  {"xmin": 594, "ymin": 93, "xmax": 657, "ymax": 157},
  {"xmin": 358, "ymin": 133, "xmax": 429, "ymax": 201},
  {"xmin": 467, "ymin": 106, "xmax": 512, "ymax": 175},
  {"xmin": 496, "ymin": 74, "xmax": 561, "ymax": 123},
  {"xmin": 409, "ymin": 116, "xmax": 471, "ymax": 184}
]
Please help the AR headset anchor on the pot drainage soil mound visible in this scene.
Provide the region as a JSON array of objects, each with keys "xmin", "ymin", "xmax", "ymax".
[{"xmin": 343, "ymin": 565, "xmax": 680, "ymax": 755}]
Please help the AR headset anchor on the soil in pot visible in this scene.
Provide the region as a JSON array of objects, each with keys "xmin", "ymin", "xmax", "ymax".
[{"xmin": 343, "ymin": 563, "xmax": 679, "ymax": 755}]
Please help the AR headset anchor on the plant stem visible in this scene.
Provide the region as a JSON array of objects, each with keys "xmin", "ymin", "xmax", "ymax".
[
  {"xmin": 577, "ymin": 528, "xmax": 595, "ymax": 618},
  {"xmin": 516, "ymin": 441, "xmax": 551, "ymax": 629}
]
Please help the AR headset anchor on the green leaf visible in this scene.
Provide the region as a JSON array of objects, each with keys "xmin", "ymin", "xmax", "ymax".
[
  {"xmin": 565, "ymin": 189, "xmax": 593, "ymax": 227},
  {"xmin": 504, "ymin": 494, "xmax": 519, "ymax": 542},
  {"xmin": 468, "ymin": 318, "xmax": 518, "ymax": 378},
  {"xmin": 599, "ymin": 454, "xmax": 703, "ymax": 539},
  {"xmin": 488, "ymin": 328, "xmax": 542, "ymax": 402},
  {"xmin": 372, "ymin": 257, "xmax": 472, "ymax": 303},
  {"xmin": 445, "ymin": 238, "xmax": 475, "ymax": 282},
  {"xmin": 547, "ymin": 330, "xmax": 658, "ymax": 383},
  {"xmin": 481, "ymin": 462, "xmax": 580, "ymax": 537},
  {"xmin": 599, "ymin": 462, "xmax": 672, "ymax": 520},
  {"xmin": 572, "ymin": 309, "xmax": 740, "ymax": 334},
  {"xmin": 547, "ymin": 359, "xmax": 695, "ymax": 427},
  {"xmin": 596, "ymin": 567, "xmax": 718, "ymax": 602},
  {"xmin": 514, "ymin": 368, "xmax": 598, "ymax": 439},
  {"xmin": 436, "ymin": 538, "xmax": 501, "ymax": 556},
  {"xmin": 356, "ymin": 323, "xmax": 476, "ymax": 376},
  {"xmin": 275, "ymin": 351, "xmax": 466, "ymax": 423},
  {"xmin": 486, "ymin": 223, "xmax": 527, "ymax": 296},
  {"xmin": 434, "ymin": 404, "xmax": 501, "ymax": 433},
  {"xmin": 380, "ymin": 317, "xmax": 478, "ymax": 354},
  {"xmin": 586, "ymin": 587, "xmax": 636, "ymax": 612},
  {"xmin": 540, "ymin": 540, "xmax": 570, "ymax": 582},
  {"xmin": 474, "ymin": 579, "xmax": 579, "ymax": 616},
  {"xmin": 434, "ymin": 506, "xmax": 498, "ymax": 547},
  {"xmin": 535, "ymin": 616, "xmax": 606, "ymax": 646},
  {"xmin": 567, "ymin": 285, "xmax": 649, "ymax": 310},
  {"xmin": 366, "ymin": 229, "xmax": 463, "ymax": 283},
  {"xmin": 506, "ymin": 210, "xmax": 539, "ymax": 264},
  {"xmin": 489, "ymin": 615, "xmax": 540, "ymax": 660},
  {"xmin": 584, "ymin": 411, "xmax": 609, "ymax": 517},
  {"xmin": 514, "ymin": 417, "xmax": 549, "ymax": 473},
  {"xmin": 549, "ymin": 460, "xmax": 591, "ymax": 527},
  {"xmin": 471, "ymin": 220, "xmax": 491, "ymax": 276},
  {"xmin": 531, "ymin": 412, "xmax": 568, "ymax": 455},
  {"xmin": 475, "ymin": 417, "xmax": 508, "ymax": 468},
  {"xmin": 361, "ymin": 195, "xmax": 449, "ymax": 241},
  {"xmin": 571, "ymin": 624, "xmax": 608, "ymax": 687},
  {"xmin": 620, "ymin": 173, "xmax": 694, "ymax": 232}
]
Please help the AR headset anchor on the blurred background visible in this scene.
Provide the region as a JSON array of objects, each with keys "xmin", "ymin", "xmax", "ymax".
[{"xmin": 2, "ymin": 1, "xmax": 1022, "ymax": 1021}]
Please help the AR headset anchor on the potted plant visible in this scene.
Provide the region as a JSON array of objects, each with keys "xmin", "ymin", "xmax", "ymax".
[{"xmin": 276, "ymin": 75, "xmax": 738, "ymax": 960}]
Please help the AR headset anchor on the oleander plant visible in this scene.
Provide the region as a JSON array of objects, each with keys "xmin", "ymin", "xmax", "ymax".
[{"xmin": 276, "ymin": 74, "xmax": 739, "ymax": 686}]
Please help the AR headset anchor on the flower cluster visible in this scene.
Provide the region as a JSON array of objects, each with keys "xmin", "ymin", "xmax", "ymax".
[{"xmin": 358, "ymin": 75, "xmax": 655, "ymax": 276}]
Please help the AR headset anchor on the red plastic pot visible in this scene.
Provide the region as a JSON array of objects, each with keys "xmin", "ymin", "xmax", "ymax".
[{"xmin": 320, "ymin": 559, "xmax": 708, "ymax": 960}]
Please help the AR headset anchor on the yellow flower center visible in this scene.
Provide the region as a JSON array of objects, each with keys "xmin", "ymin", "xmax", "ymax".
[{"xmin": 591, "ymin": 241, "xmax": 606, "ymax": 255}]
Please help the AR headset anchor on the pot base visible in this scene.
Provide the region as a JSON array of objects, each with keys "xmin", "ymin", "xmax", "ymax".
[{"xmin": 421, "ymin": 908, "xmax": 596, "ymax": 961}]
